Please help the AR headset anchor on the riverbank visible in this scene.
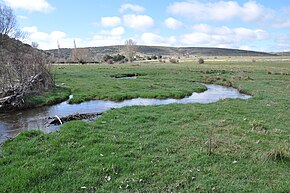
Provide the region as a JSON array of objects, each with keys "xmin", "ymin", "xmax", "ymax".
[
  {"xmin": 0, "ymin": 86, "xmax": 71, "ymax": 113},
  {"xmin": 0, "ymin": 61, "xmax": 289, "ymax": 192},
  {"xmin": 24, "ymin": 86, "xmax": 71, "ymax": 108}
]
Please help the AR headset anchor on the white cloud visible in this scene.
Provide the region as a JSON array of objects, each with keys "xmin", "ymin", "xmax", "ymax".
[
  {"xmin": 4, "ymin": 0, "xmax": 54, "ymax": 12},
  {"xmin": 30, "ymin": 31, "xmax": 49, "ymax": 40},
  {"xmin": 192, "ymin": 24, "xmax": 212, "ymax": 34},
  {"xmin": 23, "ymin": 26, "xmax": 74, "ymax": 49},
  {"xmin": 22, "ymin": 26, "xmax": 48, "ymax": 40},
  {"xmin": 22, "ymin": 26, "xmax": 38, "ymax": 33},
  {"xmin": 275, "ymin": 35, "xmax": 290, "ymax": 49},
  {"xmin": 119, "ymin": 3, "xmax": 145, "ymax": 13},
  {"xmin": 191, "ymin": 24, "xmax": 269, "ymax": 40},
  {"xmin": 22, "ymin": 26, "xmax": 126, "ymax": 49},
  {"xmin": 92, "ymin": 35, "xmax": 124, "ymax": 47},
  {"xmin": 140, "ymin": 33, "xmax": 176, "ymax": 46},
  {"xmin": 234, "ymin": 28, "xmax": 268, "ymax": 40},
  {"xmin": 272, "ymin": 7, "xmax": 290, "ymax": 28},
  {"xmin": 274, "ymin": 35, "xmax": 290, "ymax": 51},
  {"xmin": 167, "ymin": 1, "xmax": 270, "ymax": 22},
  {"xmin": 49, "ymin": 31, "xmax": 66, "ymax": 40},
  {"xmin": 273, "ymin": 20, "xmax": 290, "ymax": 28},
  {"xmin": 180, "ymin": 24, "xmax": 269, "ymax": 48},
  {"xmin": 101, "ymin": 27, "xmax": 125, "ymax": 36},
  {"xmin": 123, "ymin": 14, "xmax": 154, "ymax": 31},
  {"xmin": 18, "ymin": 15, "xmax": 28, "ymax": 20},
  {"xmin": 238, "ymin": 45, "xmax": 252, "ymax": 50},
  {"xmin": 100, "ymin": 17, "xmax": 121, "ymax": 27},
  {"xmin": 164, "ymin": 17, "xmax": 183, "ymax": 29},
  {"xmin": 91, "ymin": 27, "xmax": 125, "ymax": 47}
]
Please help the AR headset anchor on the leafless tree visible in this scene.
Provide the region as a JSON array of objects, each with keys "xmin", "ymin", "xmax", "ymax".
[
  {"xmin": 124, "ymin": 39, "xmax": 137, "ymax": 63},
  {"xmin": 0, "ymin": 4, "xmax": 17, "ymax": 37},
  {"xmin": 0, "ymin": 3, "xmax": 25, "ymax": 64},
  {"xmin": 31, "ymin": 42, "xmax": 39, "ymax": 49},
  {"xmin": 71, "ymin": 48, "xmax": 89, "ymax": 64},
  {"xmin": 0, "ymin": 4, "xmax": 25, "ymax": 43}
]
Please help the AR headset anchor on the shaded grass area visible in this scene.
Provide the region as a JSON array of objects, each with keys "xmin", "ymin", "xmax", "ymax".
[
  {"xmin": 0, "ymin": 61, "xmax": 290, "ymax": 192},
  {"xmin": 24, "ymin": 86, "xmax": 71, "ymax": 108}
]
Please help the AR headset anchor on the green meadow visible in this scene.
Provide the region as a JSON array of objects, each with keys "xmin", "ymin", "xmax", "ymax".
[{"xmin": 0, "ymin": 61, "xmax": 289, "ymax": 192}]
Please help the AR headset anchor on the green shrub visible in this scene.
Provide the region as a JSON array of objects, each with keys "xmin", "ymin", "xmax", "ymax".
[{"xmin": 198, "ymin": 58, "xmax": 204, "ymax": 64}]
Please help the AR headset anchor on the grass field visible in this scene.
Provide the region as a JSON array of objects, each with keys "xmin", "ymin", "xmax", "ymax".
[{"xmin": 0, "ymin": 61, "xmax": 289, "ymax": 192}]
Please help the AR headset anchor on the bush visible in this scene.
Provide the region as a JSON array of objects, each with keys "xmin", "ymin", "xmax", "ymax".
[
  {"xmin": 102, "ymin": 55, "xmax": 113, "ymax": 62},
  {"xmin": 113, "ymin": 54, "xmax": 125, "ymax": 62},
  {"xmin": 198, "ymin": 58, "xmax": 204, "ymax": 64},
  {"xmin": 107, "ymin": 59, "xmax": 114, "ymax": 64},
  {"xmin": 119, "ymin": 58, "xmax": 128, "ymax": 64},
  {"xmin": 169, "ymin": 58, "xmax": 179, "ymax": 63}
]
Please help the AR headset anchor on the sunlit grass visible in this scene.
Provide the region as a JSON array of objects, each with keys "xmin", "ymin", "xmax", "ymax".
[{"xmin": 0, "ymin": 61, "xmax": 289, "ymax": 192}]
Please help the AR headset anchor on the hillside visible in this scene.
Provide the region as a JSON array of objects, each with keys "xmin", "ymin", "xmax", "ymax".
[
  {"xmin": 46, "ymin": 45, "xmax": 277, "ymax": 61},
  {"xmin": 0, "ymin": 34, "xmax": 50, "ymax": 62},
  {"xmin": 0, "ymin": 35, "xmax": 54, "ymax": 112}
]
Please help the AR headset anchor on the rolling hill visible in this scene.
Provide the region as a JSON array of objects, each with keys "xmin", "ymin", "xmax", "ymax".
[{"xmin": 46, "ymin": 45, "xmax": 277, "ymax": 62}]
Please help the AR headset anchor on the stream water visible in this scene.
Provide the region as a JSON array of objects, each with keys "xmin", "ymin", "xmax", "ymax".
[{"xmin": 0, "ymin": 84, "xmax": 251, "ymax": 143}]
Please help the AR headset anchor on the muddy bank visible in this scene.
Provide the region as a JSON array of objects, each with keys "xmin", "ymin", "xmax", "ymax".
[
  {"xmin": 49, "ymin": 113, "xmax": 103, "ymax": 125},
  {"xmin": 109, "ymin": 73, "xmax": 145, "ymax": 79}
]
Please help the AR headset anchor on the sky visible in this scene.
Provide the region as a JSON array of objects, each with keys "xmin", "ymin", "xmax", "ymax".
[{"xmin": 1, "ymin": 0, "xmax": 290, "ymax": 51}]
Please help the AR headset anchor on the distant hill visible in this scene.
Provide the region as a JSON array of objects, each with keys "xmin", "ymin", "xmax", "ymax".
[
  {"xmin": 274, "ymin": 52, "xmax": 290, "ymax": 56},
  {"xmin": 135, "ymin": 46, "xmax": 276, "ymax": 57},
  {"xmin": 46, "ymin": 45, "xmax": 277, "ymax": 62}
]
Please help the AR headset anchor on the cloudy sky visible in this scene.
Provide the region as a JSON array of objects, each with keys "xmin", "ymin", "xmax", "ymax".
[{"xmin": 1, "ymin": 0, "xmax": 290, "ymax": 51}]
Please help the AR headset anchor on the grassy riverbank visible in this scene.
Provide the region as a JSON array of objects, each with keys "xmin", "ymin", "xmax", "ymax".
[
  {"xmin": 24, "ymin": 86, "xmax": 71, "ymax": 108},
  {"xmin": 53, "ymin": 64, "xmax": 208, "ymax": 103},
  {"xmin": 1, "ymin": 61, "xmax": 289, "ymax": 192}
]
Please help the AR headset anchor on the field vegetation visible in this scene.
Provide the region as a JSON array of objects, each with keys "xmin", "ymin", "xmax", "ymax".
[
  {"xmin": 0, "ymin": 4, "xmax": 54, "ymax": 112},
  {"xmin": 0, "ymin": 61, "xmax": 289, "ymax": 192}
]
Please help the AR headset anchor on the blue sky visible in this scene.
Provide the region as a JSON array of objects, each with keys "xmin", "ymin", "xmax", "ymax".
[{"xmin": 1, "ymin": 0, "xmax": 290, "ymax": 51}]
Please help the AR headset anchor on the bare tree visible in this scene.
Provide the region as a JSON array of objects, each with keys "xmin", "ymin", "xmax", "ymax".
[
  {"xmin": 31, "ymin": 42, "xmax": 39, "ymax": 49},
  {"xmin": 0, "ymin": 3, "xmax": 25, "ymax": 64},
  {"xmin": 70, "ymin": 40, "xmax": 89, "ymax": 64},
  {"xmin": 0, "ymin": 4, "xmax": 17, "ymax": 37},
  {"xmin": 71, "ymin": 48, "xmax": 89, "ymax": 64},
  {"xmin": 124, "ymin": 39, "xmax": 137, "ymax": 63},
  {"xmin": 0, "ymin": 4, "xmax": 24, "ymax": 42}
]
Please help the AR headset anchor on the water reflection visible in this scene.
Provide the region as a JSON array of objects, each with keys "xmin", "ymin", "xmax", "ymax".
[{"xmin": 0, "ymin": 84, "xmax": 251, "ymax": 143}]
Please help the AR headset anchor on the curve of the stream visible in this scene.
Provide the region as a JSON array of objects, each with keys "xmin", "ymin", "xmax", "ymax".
[{"xmin": 0, "ymin": 84, "xmax": 251, "ymax": 143}]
